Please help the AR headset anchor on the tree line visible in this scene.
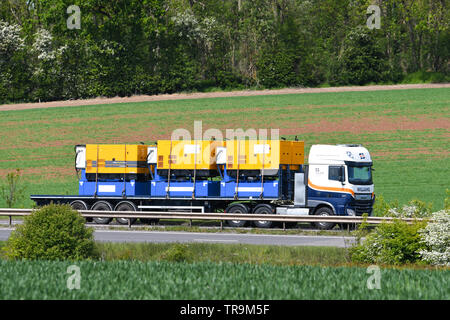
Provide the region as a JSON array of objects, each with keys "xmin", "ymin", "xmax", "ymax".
[{"xmin": 0, "ymin": 0, "xmax": 448, "ymax": 103}]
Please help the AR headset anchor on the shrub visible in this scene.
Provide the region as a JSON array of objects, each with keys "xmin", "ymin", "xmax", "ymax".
[
  {"xmin": 384, "ymin": 199, "xmax": 432, "ymax": 218},
  {"xmin": 372, "ymin": 194, "xmax": 396, "ymax": 216},
  {"xmin": 3, "ymin": 204, "xmax": 96, "ymax": 261},
  {"xmin": 350, "ymin": 219, "xmax": 427, "ymax": 265},
  {"xmin": 160, "ymin": 243, "xmax": 190, "ymax": 263},
  {"xmin": 419, "ymin": 209, "xmax": 450, "ymax": 266}
]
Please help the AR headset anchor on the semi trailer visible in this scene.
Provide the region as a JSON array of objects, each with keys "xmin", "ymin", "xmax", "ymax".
[{"xmin": 31, "ymin": 140, "xmax": 375, "ymax": 230}]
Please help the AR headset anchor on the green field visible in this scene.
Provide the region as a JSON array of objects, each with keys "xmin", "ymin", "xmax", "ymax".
[
  {"xmin": 0, "ymin": 88, "xmax": 449, "ymax": 210},
  {"xmin": 0, "ymin": 259, "xmax": 447, "ymax": 299}
]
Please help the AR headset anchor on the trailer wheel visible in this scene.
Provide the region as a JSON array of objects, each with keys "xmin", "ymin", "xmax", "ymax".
[
  {"xmin": 114, "ymin": 201, "xmax": 137, "ymax": 225},
  {"xmin": 226, "ymin": 204, "xmax": 249, "ymax": 228},
  {"xmin": 69, "ymin": 200, "xmax": 92, "ymax": 222},
  {"xmin": 313, "ymin": 206, "xmax": 335, "ymax": 230},
  {"xmin": 91, "ymin": 201, "xmax": 113, "ymax": 224},
  {"xmin": 252, "ymin": 204, "xmax": 274, "ymax": 228}
]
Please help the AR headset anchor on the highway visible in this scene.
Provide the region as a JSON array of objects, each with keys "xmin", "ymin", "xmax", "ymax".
[{"xmin": 0, "ymin": 228, "xmax": 355, "ymax": 247}]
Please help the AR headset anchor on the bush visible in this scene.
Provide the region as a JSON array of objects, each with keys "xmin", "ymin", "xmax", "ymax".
[
  {"xmin": 3, "ymin": 204, "xmax": 96, "ymax": 261},
  {"xmin": 350, "ymin": 219, "xmax": 427, "ymax": 265},
  {"xmin": 419, "ymin": 209, "xmax": 450, "ymax": 266},
  {"xmin": 378, "ymin": 197, "xmax": 432, "ymax": 218},
  {"xmin": 160, "ymin": 243, "xmax": 190, "ymax": 263}
]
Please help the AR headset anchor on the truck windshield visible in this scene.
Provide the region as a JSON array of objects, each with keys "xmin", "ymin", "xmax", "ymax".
[{"xmin": 348, "ymin": 165, "xmax": 372, "ymax": 185}]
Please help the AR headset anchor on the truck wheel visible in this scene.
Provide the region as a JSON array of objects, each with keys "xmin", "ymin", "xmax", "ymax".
[
  {"xmin": 252, "ymin": 204, "xmax": 274, "ymax": 228},
  {"xmin": 313, "ymin": 207, "xmax": 335, "ymax": 230},
  {"xmin": 226, "ymin": 204, "xmax": 249, "ymax": 228},
  {"xmin": 114, "ymin": 201, "xmax": 137, "ymax": 225},
  {"xmin": 69, "ymin": 200, "xmax": 92, "ymax": 222},
  {"xmin": 91, "ymin": 201, "xmax": 113, "ymax": 224}
]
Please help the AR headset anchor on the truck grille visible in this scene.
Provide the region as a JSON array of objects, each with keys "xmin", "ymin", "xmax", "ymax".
[{"xmin": 350, "ymin": 200, "xmax": 373, "ymax": 216}]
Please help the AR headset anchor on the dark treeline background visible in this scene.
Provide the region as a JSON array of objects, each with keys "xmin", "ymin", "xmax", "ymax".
[{"xmin": 0, "ymin": 0, "xmax": 448, "ymax": 103}]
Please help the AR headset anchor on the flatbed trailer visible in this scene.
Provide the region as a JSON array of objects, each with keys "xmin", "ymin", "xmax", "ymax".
[{"xmin": 31, "ymin": 141, "xmax": 375, "ymax": 229}]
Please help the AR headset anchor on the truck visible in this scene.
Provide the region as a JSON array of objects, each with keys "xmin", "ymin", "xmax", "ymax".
[{"xmin": 31, "ymin": 140, "xmax": 375, "ymax": 230}]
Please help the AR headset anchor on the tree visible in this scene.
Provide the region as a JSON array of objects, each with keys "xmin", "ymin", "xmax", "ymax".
[{"xmin": 0, "ymin": 169, "xmax": 25, "ymax": 208}]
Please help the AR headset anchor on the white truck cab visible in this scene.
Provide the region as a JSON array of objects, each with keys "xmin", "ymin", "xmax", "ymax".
[{"xmin": 307, "ymin": 144, "xmax": 375, "ymax": 218}]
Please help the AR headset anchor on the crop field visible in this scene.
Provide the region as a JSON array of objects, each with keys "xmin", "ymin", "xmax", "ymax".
[
  {"xmin": 0, "ymin": 260, "xmax": 447, "ymax": 300},
  {"xmin": 0, "ymin": 87, "xmax": 449, "ymax": 210}
]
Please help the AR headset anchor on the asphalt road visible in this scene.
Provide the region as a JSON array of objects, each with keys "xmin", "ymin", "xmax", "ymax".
[{"xmin": 0, "ymin": 228, "xmax": 354, "ymax": 247}]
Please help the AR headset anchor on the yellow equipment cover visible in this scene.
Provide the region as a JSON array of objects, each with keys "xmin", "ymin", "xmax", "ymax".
[
  {"xmin": 156, "ymin": 140, "xmax": 224, "ymax": 170},
  {"xmin": 85, "ymin": 144, "xmax": 149, "ymax": 175},
  {"xmin": 156, "ymin": 140, "xmax": 304, "ymax": 171},
  {"xmin": 225, "ymin": 140, "xmax": 304, "ymax": 170}
]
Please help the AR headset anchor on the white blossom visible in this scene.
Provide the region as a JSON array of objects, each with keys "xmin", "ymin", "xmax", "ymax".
[
  {"xmin": 0, "ymin": 20, "xmax": 24, "ymax": 61},
  {"xmin": 32, "ymin": 28, "xmax": 56, "ymax": 61},
  {"xmin": 419, "ymin": 210, "xmax": 450, "ymax": 266},
  {"xmin": 171, "ymin": 10, "xmax": 218, "ymax": 44},
  {"xmin": 386, "ymin": 204, "xmax": 430, "ymax": 218}
]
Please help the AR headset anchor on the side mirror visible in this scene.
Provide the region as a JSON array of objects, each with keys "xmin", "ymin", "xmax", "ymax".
[{"xmin": 339, "ymin": 166, "xmax": 345, "ymax": 183}]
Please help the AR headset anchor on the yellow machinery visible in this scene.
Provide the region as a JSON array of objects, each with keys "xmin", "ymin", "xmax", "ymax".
[
  {"xmin": 155, "ymin": 140, "xmax": 225, "ymax": 170},
  {"xmin": 84, "ymin": 140, "xmax": 304, "ymax": 175},
  {"xmin": 85, "ymin": 144, "xmax": 149, "ymax": 175},
  {"xmin": 155, "ymin": 139, "xmax": 304, "ymax": 172},
  {"xmin": 224, "ymin": 140, "xmax": 304, "ymax": 171}
]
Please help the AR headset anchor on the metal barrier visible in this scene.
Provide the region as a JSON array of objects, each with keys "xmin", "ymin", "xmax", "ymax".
[{"xmin": 0, "ymin": 208, "xmax": 427, "ymax": 229}]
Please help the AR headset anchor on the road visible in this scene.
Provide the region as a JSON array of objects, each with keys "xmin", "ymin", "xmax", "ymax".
[{"xmin": 0, "ymin": 228, "xmax": 354, "ymax": 247}]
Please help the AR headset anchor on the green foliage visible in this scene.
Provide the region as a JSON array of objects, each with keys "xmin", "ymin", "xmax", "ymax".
[
  {"xmin": 257, "ymin": 47, "xmax": 298, "ymax": 88},
  {"xmin": 160, "ymin": 243, "xmax": 190, "ymax": 263},
  {"xmin": 335, "ymin": 27, "xmax": 391, "ymax": 85},
  {"xmin": 350, "ymin": 219, "xmax": 428, "ymax": 265},
  {"xmin": 96, "ymin": 242, "xmax": 348, "ymax": 266},
  {"xmin": 1, "ymin": 0, "xmax": 449, "ymax": 103},
  {"xmin": 401, "ymin": 71, "xmax": 450, "ymax": 84},
  {"xmin": 372, "ymin": 194, "xmax": 396, "ymax": 217},
  {"xmin": 445, "ymin": 190, "xmax": 450, "ymax": 210},
  {"xmin": 3, "ymin": 204, "xmax": 96, "ymax": 261},
  {"xmin": 0, "ymin": 169, "xmax": 25, "ymax": 208}
]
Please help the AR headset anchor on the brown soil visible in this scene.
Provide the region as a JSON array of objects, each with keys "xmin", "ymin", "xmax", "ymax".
[
  {"xmin": 280, "ymin": 116, "xmax": 450, "ymax": 135},
  {"xmin": 1, "ymin": 83, "xmax": 449, "ymax": 111},
  {"xmin": 0, "ymin": 166, "xmax": 74, "ymax": 177}
]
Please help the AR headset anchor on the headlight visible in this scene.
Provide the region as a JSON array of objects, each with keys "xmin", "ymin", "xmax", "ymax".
[{"xmin": 346, "ymin": 209, "xmax": 356, "ymax": 216}]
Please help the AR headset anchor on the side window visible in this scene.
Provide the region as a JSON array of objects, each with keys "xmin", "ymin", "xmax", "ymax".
[{"xmin": 329, "ymin": 166, "xmax": 343, "ymax": 181}]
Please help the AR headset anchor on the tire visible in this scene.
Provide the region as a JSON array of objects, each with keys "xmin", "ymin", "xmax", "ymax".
[
  {"xmin": 91, "ymin": 201, "xmax": 113, "ymax": 224},
  {"xmin": 313, "ymin": 206, "xmax": 335, "ymax": 230},
  {"xmin": 114, "ymin": 201, "xmax": 137, "ymax": 225},
  {"xmin": 226, "ymin": 204, "xmax": 249, "ymax": 227},
  {"xmin": 252, "ymin": 204, "xmax": 274, "ymax": 228},
  {"xmin": 70, "ymin": 200, "xmax": 92, "ymax": 222}
]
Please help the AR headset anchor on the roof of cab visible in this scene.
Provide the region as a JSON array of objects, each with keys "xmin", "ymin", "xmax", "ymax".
[{"xmin": 308, "ymin": 144, "xmax": 372, "ymax": 165}]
